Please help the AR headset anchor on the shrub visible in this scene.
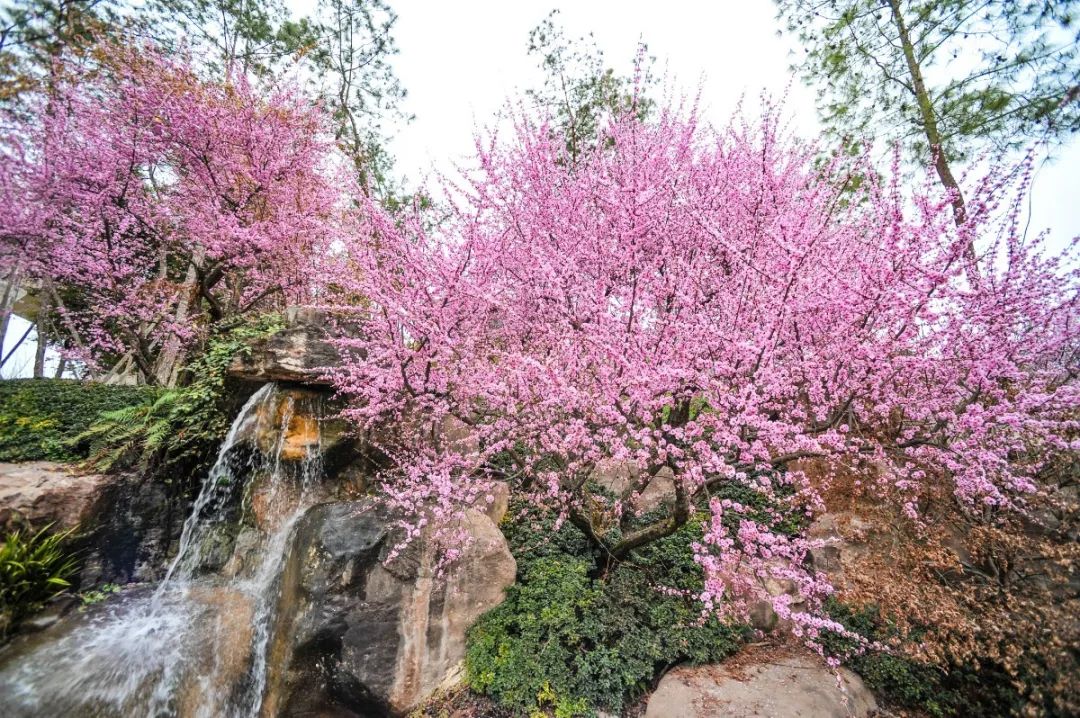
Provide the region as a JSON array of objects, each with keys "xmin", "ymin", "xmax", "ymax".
[
  {"xmin": 0, "ymin": 523, "xmax": 79, "ymax": 635},
  {"xmin": 467, "ymin": 502, "xmax": 749, "ymax": 716},
  {"xmin": 0, "ymin": 379, "xmax": 155, "ymax": 463},
  {"xmin": 822, "ymin": 598, "xmax": 1024, "ymax": 717}
]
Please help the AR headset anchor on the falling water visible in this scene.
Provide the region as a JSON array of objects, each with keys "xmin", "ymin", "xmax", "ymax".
[
  {"xmin": 0, "ymin": 383, "xmax": 326, "ymax": 718},
  {"xmin": 157, "ymin": 382, "xmax": 275, "ymax": 593}
]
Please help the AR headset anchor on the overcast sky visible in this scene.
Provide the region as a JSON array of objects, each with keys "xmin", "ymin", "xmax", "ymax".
[
  {"xmin": 5, "ymin": 1, "xmax": 1078, "ymax": 377},
  {"xmin": 379, "ymin": 0, "xmax": 1079, "ymax": 246}
]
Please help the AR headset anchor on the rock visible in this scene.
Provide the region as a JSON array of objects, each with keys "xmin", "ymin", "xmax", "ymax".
[
  {"xmin": 0, "ymin": 461, "xmax": 112, "ymax": 532},
  {"xmin": 228, "ymin": 306, "xmax": 341, "ymax": 386},
  {"xmin": 274, "ymin": 500, "xmax": 516, "ymax": 717},
  {"xmin": 806, "ymin": 512, "xmax": 874, "ymax": 591},
  {"xmin": 590, "ymin": 460, "xmax": 676, "ymax": 513},
  {"xmin": 175, "ymin": 587, "xmax": 257, "ymax": 716},
  {"xmin": 0, "ymin": 462, "xmax": 185, "ymax": 586},
  {"xmin": 635, "ymin": 468, "xmax": 676, "ymax": 512},
  {"xmin": 645, "ymin": 649, "xmax": 878, "ymax": 718},
  {"xmin": 77, "ymin": 470, "xmax": 188, "ymax": 586},
  {"xmin": 475, "ymin": 481, "xmax": 510, "ymax": 524},
  {"xmin": 748, "ymin": 599, "xmax": 779, "ymax": 632}
]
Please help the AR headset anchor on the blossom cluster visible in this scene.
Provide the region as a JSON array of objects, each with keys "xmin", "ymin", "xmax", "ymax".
[{"xmin": 327, "ymin": 99, "xmax": 1078, "ymax": 629}]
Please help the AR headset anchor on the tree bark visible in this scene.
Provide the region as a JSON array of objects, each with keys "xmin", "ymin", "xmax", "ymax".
[
  {"xmin": 153, "ymin": 258, "xmax": 200, "ymax": 387},
  {"xmin": 887, "ymin": 0, "xmax": 980, "ymax": 286},
  {"xmin": 33, "ymin": 319, "xmax": 47, "ymax": 377}
]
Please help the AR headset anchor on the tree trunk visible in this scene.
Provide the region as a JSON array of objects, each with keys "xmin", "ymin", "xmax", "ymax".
[
  {"xmin": 887, "ymin": 0, "xmax": 980, "ymax": 286},
  {"xmin": 0, "ymin": 263, "xmax": 23, "ymax": 356},
  {"xmin": 32, "ymin": 292, "xmax": 52, "ymax": 378},
  {"xmin": 154, "ymin": 252, "xmax": 204, "ymax": 386},
  {"xmin": 47, "ymin": 284, "xmax": 98, "ymax": 381},
  {"xmin": 33, "ymin": 320, "xmax": 47, "ymax": 377}
]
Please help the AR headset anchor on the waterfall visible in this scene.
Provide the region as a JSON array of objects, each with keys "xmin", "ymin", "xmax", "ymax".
[{"xmin": 0, "ymin": 382, "xmax": 326, "ymax": 718}]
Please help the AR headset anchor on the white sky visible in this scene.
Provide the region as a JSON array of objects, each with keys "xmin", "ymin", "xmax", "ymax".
[
  {"xmin": 378, "ymin": 0, "xmax": 1079, "ymax": 249},
  {"xmin": 5, "ymin": 0, "xmax": 1079, "ymax": 377}
]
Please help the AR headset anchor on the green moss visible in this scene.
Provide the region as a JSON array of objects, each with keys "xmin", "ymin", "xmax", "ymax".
[{"xmin": 0, "ymin": 379, "xmax": 156, "ymax": 463}]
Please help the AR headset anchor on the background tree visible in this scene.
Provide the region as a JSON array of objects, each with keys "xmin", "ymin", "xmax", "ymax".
[
  {"xmin": 305, "ymin": 0, "xmax": 407, "ymax": 191},
  {"xmin": 525, "ymin": 10, "xmax": 652, "ymax": 164},
  {"xmin": 0, "ymin": 0, "xmax": 119, "ymax": 375},
  {"xmin": 0, "ymin": 0, "xmax": 407, "ymax": 379},
  {"xmin": 146, "ymin": 0, "xmax": 301, "ymax": 77},
  {"xmin": 1, "ymin": 45, "xmax": 349, "ymax": 384},
  {"xmin": 146, "ymin": 0, "xmax": 406, "ymax": 188},
  {"xmin": 775, "ymin": 0, "xmax": 1080, "ymax": 270}
]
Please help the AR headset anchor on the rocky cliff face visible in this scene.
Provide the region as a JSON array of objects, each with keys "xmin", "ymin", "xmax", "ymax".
[
  {"xmin": 0, "ymin": 461, "xmax": 188, "ymax": 587},
  {"xmin": 228, "ymin": 306, "xmax": 342, "ymax": 387},
  {"xmin": 267, "ymin": 500, "xmax": 515, "ymax": 717}
]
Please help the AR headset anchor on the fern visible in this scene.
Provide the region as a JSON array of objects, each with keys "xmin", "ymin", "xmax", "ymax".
[{"xmin": 72, "ymin": 313, "xmax": 284, "ymax": 475}]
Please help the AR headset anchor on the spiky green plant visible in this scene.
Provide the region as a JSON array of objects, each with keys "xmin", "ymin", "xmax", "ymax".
[{"xmin": 0, "ymin": 523, "xmax": 79, "ymax": 634}]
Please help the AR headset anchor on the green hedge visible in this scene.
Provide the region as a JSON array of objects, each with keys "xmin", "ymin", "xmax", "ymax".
[{"xmin": 0, "ymin": 379, "xmax": 157, "ymax": 463}]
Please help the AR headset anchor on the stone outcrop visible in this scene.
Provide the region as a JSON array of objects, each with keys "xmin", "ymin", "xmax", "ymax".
[
  {"xmin": 0, "ymin": 461, "xmax": 185, "ymax": 586},
  {"xmin": 228, "ymin": 306, "xmax": 341, "ymax": 386},
  {"xmin": 591, "ymin": 460, "xmax": 677, "ymax": 513},
  {"xmin": 645, "ymin": 648, "xmax": 878, "ymax": 718},
  {"xmin": 0, "ymin": 461, "xmax": 112, "ymax": 532},
  {"xmin": 271, "ymin": 500, "xmax": 516, "ymax": 717}
]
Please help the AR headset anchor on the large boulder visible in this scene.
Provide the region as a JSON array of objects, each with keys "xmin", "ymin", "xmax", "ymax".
[
  {"xmin": 645, "ymin": 649, "xmax": 877, "ymax": 718},
  {"xmin": 269, "ymin": 500, "xmax": 516, "ymax": 717},
  {"xmin": 228, "ymin": 306, "xmax": 341, "ymax": 386},
  {"xmin": 0, "ymin": 462, "xmax": 184, "ymax": 586},
  {"xmin": 0, "ymin": 461, "xmax": 112, "ymax": 532}
]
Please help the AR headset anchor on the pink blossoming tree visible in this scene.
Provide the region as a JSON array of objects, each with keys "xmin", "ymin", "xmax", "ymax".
[
  {"xmin": 328, "ymin": 100, "xmax": 1079, "ymax": 640},
  {"xmin": 1, "ymin": 46, "xmax": 347, "ymax": 383}
]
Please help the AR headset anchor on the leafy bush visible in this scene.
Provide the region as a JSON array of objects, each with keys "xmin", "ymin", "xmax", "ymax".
[
  {"xmin": 76, "ymin": 313, "xmax": 284, "ymax": 475},
  {"xmin": 466, "ymin": 502, "xmax": 749, "ymax": 717},
  {"xmin": 0, "ymin": 524, "xmax": 79, "ymax": 634},
  {"xmin": 79, "ymin": 582, "xmax": 120, "ymax": 608},
  {"xmin": 0, "ymin": 379, "xmax": 155, "ymax": 462}
]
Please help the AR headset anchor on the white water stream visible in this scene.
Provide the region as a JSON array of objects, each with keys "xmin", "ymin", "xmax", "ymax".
[{"xmin": 0, "ymin": 383, "xmax": 325, "ymax": 717}]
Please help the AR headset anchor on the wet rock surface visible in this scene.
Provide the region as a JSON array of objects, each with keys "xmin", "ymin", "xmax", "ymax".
[
  {"xmin": 0, "ymin": 461, "xmax": 186, "ymax": 586},
  {"xmin": 228, "ymin": 307, "xmax": 341, "ymax": 386}
]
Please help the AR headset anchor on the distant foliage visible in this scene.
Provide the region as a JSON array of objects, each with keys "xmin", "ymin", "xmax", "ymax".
[
  {"xmin": 776, "ymin": 0, "xmax": 1080, "ymax": 162},
  {"xmin": 0, "ymin": 379, "xmax": 155, "ymax": 463},
  {"xmin": 0, "ymin": 523, "xmax": 79, "ymax": 635},
  {"xmin": 467, "ymin": 501, "xmax": 748, "ymax": 716}
]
